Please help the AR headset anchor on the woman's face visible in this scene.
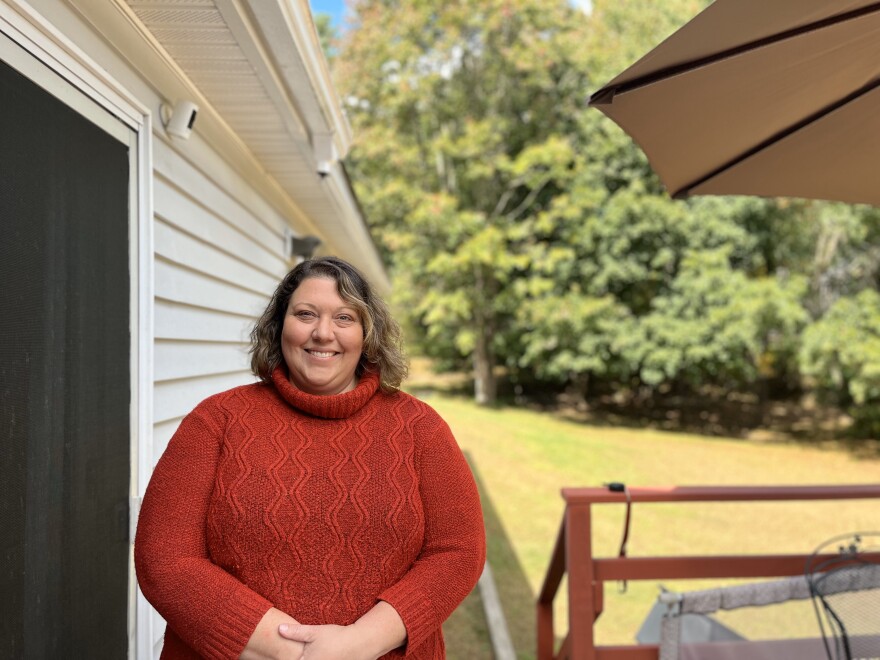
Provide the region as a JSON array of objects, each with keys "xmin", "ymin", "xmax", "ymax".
[{"xmin": 281, "ymin": 276, "xmax": 364, "ymax": 396}]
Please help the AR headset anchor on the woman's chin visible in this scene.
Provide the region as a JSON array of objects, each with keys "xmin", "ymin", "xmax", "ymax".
[{"xmin": 290, "ymin": 373, "xmax": 357, "ymax": 396}]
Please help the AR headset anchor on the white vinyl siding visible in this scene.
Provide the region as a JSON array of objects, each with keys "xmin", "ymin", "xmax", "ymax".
[
  {"xmin": 154, "ymin": 299, "xmax": 253, "ymax": 343},
  {"xmin": 151, "ymin": 139, "xmax": 292, "ymax": 456},
  {"xmin": 153, "ymin": 340, "xmax": 251, "ymax": 383}
]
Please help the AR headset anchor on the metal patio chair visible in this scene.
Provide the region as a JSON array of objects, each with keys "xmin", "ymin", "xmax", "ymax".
[
  {"xmin": 805, "ymin": 532, "xmax": 880, "ymax": 660},
  {"xmin": 657, "ymin": 574, "xmax": 821, "ymax": 660}
]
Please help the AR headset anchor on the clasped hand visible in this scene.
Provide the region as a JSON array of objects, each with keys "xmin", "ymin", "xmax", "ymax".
[
  {"xmin": 242, "ymin": 601, "xmax": 403, "ymax": 659},
  {"xmin": 278, "ymin": 622, "xmax": 377, "ymax": 660}
]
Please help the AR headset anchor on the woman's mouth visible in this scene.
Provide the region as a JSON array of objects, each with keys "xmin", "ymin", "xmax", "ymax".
[{"xmin": 306, "ymin": 349, "xmax": 337, "ymax": 358}]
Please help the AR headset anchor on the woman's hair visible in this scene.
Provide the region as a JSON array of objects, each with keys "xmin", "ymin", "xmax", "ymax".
[{"xmin": 250, "ymin": 256, "xmax": 408, "ymax": 392}]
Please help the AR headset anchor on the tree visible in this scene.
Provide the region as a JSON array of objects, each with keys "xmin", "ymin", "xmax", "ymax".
[
  {"xmin": 335, "ymin": 0, "xmax": 879, "ymax": 426},
  {"xmin": 622, "ymin": 247, "xmax": 808, "ymax": 390},
  {"xmin": 336, "ymin": 0, "xmax": 594, "ymax": 404},
  {"xmin": 516, "ymin": 147, "xmax": 810, "ymax": 397},
  {"xmin": 800, "ymin": 289, "xmax": 880, "ymax": 437}
]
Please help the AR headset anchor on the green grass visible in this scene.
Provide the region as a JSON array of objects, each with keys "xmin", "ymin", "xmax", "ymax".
[
  {"xmin": 443, "ymin": 584, "xmax": 494, "ymax": 659},
  {"xmin": 420, "ymin": 390, "xmax": 880, "ymax": 659}
]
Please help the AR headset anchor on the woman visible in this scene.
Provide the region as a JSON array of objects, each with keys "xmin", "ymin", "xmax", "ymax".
[{"xmin": 135, "ymin": 257, "xmax": 486, "ymax": 659}]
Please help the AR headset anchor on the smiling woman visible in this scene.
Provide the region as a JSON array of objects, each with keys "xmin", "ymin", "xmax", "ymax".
[
  {"xmin": 282, "ymin": 277, "xmax": 365, "ymax": 395},
  {"xmin": 251, "ymin": 256, "xmax": 408, "ymax": 394},
  {"xmin": 134, "ymin": 256, "xmax": 486, "ymax": 660}
]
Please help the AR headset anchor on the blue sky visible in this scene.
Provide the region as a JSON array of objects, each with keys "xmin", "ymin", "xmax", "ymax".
[
  {"xmin": 308, "ymin": 0, "xmax": 593, "ymax": 31},
  {"xmin": 309, "ymin": 0, "xmax": 347, "ymax": 30}
]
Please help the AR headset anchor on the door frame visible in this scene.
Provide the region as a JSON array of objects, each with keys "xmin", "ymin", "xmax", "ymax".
[{"xmin": 0, "ymin": 2, "xmax": 153, "ymax": 657}]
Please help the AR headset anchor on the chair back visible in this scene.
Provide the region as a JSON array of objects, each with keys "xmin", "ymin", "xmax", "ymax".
[{"xmin": 806, "ymin": 533, "xmax": 880, "ymax": 660}]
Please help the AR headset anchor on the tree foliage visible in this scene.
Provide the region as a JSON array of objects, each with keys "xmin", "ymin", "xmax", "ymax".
[
  {"xmin": 337, "ymin": 0, "xmax": 596, "ymax": 403},
  {"xmin": 801, "ymin": 289, "xmax": 880, "ymax": 435},
  {"xmin": 334, "ymin": 0, "xmax": 880, "ymax": 435}
]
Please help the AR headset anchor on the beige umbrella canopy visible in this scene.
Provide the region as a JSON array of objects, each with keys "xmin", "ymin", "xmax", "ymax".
[{"xmin": 589, "ymin": 0, "xmax": 880, "ymax": 205}]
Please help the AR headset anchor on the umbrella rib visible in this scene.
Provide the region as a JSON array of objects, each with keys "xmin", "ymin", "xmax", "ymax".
[
  {"xmin": 672, "ymin": 77, "xmax": 880, "ymax": 200},
  {"xmin": 589, "ymin": 1, "xmax": 880, "ymax": 105}
]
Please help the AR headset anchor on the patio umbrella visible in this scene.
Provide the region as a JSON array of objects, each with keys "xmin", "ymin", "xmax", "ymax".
[{"xmin": 588, "ymin": 0, "xmax": 880, "ymax": 206}]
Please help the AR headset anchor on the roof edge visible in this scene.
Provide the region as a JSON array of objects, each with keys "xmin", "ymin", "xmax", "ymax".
[{"xmin": 242, "ymin": 0, "xmax": 352, "ymax": 158}]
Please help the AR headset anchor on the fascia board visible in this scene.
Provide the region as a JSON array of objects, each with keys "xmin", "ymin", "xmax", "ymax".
[{"xmin": 240, "ymin": 0, "xmax": 352, "ymax": 157}]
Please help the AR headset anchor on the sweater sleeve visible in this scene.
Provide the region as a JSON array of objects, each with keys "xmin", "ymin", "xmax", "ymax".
[
  {"xmin": 378, "ymin": 410, "xmax": 486, "ymax": 654},
  {"xmin": 134, "ymin": 400, "xmax": 273, "ymax": 659}
]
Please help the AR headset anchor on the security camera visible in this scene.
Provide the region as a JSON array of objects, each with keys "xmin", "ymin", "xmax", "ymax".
[
  {"xmin": 313, "ymin": 133, "xmax": 336, "ymax": 178},
  {"xmin": 161, "ymin": 100, "xmax": 199, "ymax": 139}
]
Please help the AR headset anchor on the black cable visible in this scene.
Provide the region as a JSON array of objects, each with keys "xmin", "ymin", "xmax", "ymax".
[{"xmin": 605, "ymin": 482, "xmax": 632, "ymax": 593}]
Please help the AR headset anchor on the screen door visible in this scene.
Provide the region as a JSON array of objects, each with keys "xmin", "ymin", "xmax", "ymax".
[{"xmin": 0, "ymin": 54, "xmax": 131, "ymax": 658}]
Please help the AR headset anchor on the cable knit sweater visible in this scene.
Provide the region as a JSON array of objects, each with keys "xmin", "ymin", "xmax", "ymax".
[{"xmin": 135, "ymin": 367, "xmax": 486, "ymax": 659}]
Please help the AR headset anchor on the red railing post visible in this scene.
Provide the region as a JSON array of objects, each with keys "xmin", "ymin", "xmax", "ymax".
[
  {"xmin": 536, "ymin": 592, "xmax": 554, "ymax": 659},
  {"xmin": 566, "ymin": 502, "xmax": 595, "ymax": 660},
  {"xmin": 537, "ymin": 518, "xmax": 566, "ymax": 659}
]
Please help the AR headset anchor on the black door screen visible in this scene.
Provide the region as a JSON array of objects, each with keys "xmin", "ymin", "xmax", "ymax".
[{"xmin": 0, "ymin": 58, "xmax": 130, "ymax": 657}]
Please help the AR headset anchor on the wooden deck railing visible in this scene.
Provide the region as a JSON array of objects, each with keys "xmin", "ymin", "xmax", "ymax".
[{"xmin": 537, "ymin": 484, "xmax": 880, "ymax": 660}]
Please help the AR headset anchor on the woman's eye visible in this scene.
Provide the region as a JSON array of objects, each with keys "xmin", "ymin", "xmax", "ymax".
[{"xmin": 295, "ymin": 310, "xmax": 316, "ymax": 319}]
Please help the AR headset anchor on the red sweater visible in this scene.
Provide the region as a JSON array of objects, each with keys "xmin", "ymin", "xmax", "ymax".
[{"xmin": 135, "ymin": 368, "xmax": 485, "ymax": 659}]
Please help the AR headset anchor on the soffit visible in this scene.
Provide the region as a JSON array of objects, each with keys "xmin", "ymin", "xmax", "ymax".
[
  {"xmin": 125, "ymin": 0, "xmax": 315, "ymax": 203},
  {"xmin": 117, "ymin": 0, "xmax": 388, "ymax": 288}
]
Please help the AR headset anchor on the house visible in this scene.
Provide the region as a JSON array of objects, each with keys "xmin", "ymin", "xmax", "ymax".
[{"xmin": 0, "ymin": 0, "xmax": 386, "ymax": 657}]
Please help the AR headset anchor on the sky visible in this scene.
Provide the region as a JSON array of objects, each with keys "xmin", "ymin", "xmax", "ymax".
[
  {"xmin": 308, "ymin": 0, "xmax": 594, "ymax": 32},
  {"xmin": 308, "ymin": 0, "xmax": 347, "ymax": 30}
]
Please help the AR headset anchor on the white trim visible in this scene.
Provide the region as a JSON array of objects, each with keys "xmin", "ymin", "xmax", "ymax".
[
  {"xmin": 134, "ymin": 99, "xmax": 156, "ymax": 660},
  {"xmin": 285, "ymin": 0, "xmax": 353, "ymax": 151},
  {"xmin": 238, "ymin": 0, "xmax": 352, "ymax": 153},
  {"xmin": 0, "ymin": 30, "xmax": 130, "ymax": 142},
  {"xmin": 0, "ymin": 0, "xmax": 145, "ymax": 127},
  {"xmin": 0, "ymin": 2, "xmax": 154, "ymax": 658}
]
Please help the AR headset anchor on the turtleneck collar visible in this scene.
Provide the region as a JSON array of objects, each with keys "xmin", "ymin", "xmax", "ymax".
[{"xmin": 270, "ymin": 365, "xmax": 380, "ymax": 419}]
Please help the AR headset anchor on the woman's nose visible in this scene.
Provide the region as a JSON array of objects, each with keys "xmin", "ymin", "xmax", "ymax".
[{"xmin": 311, "ymin": 317, "xmax": 333, "ymax": 341}]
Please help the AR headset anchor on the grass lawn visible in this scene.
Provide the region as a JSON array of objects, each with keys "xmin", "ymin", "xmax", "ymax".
[{"xmin": 422, "ymin": 385, "xmax": 880, "ymax": 659}]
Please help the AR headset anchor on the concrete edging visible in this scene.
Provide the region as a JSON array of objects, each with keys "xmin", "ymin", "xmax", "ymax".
[{"xmin": 478, "ymin": 560, "xmax": 517, "ymax": 660}]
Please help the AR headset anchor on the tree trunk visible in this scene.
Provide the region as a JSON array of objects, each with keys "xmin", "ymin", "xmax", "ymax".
[
  {"xmin": 472, "ymin": 264, "xmax": 497, "ymax": 406},
  {"xmin": 473, "ymin": 328, "xmax": 497, "ymax": 406}
]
